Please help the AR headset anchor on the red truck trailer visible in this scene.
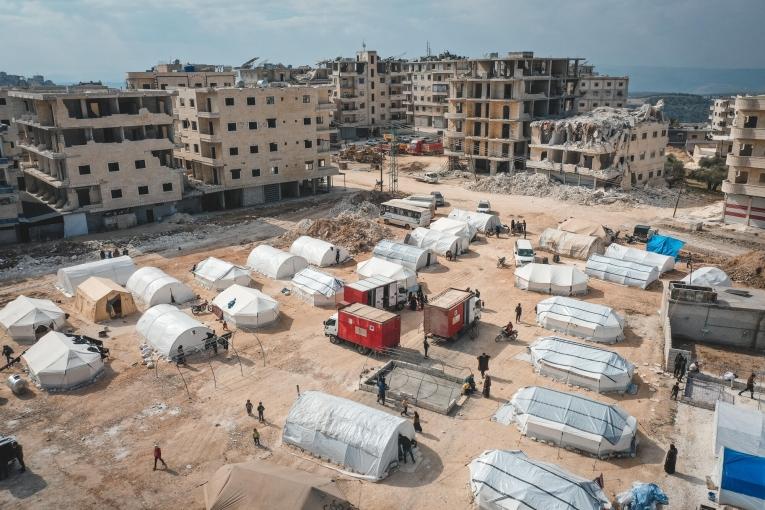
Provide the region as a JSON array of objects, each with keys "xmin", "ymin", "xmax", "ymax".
[
  {"xmin": 324, "ymin": 303, "xmax": 401, "ymax": 354},
  {"xmin": 407, "ymin": 139, "xmax": 444, "ymax": 156},
  {"xmin": 424, "ymin": 288, "xmax": 482, "ymax": 341},
  {"xmin": 343, "ymin": 275, "xmax": 405, "ymax": 310}
]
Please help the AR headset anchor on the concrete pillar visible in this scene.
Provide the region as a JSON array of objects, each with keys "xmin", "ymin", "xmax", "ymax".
[
  {"xmin": 489, "ymin": 160, "xmax": 497, "ymax": 176},
  {"xmin": 80, "ymin": 99, "xmax": 88, "ymax": 118},
  {"xmin": 219, "ymin": 191, "xmax": 226, "ymax": 210},
  {"xmin": 312, "ymin": 179, "xmax": 316, "ymax": 194}
]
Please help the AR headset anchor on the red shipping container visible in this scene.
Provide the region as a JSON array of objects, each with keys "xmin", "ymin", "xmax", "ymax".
[
  {"xmin": 337, "ymin": 303, "xmax": 401, "ymax": 352},
  {"xmin": 424, "ymin": 288, "xmax": 472, "ymax": 340}
]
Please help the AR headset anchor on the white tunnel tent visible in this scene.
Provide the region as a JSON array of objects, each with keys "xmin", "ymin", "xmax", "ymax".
[
  {"xmin": 429, "ymin": 218, "xmax": 476, "ymax": 253},
  {"xmin": 682, "ymin": 266, "xmax": 732, "ymax": 287},
  {"xmin": 246, "ymin": 244, "xmax": 308, "ymax": 280},
  {"xmin": 356, "ymin": 257, "xmax": 417, "ymax": 291},
  {"xmin": 126, "ymin": 267, "xmax": 196, "ymax": 307},
  {"xmin": 514, "ymin": 263, "xmax": 588, "ymax": 296},
  {"xmin": 530, "ymin": 337, "xmax": 635, "ymax": 393},
  {"xmin": 605, "ymin": 243, "xmax": 675, "ymax": 274},
  {"xmin": 211, "ymin": 284, "xmax": 279, "ymax": 329},
  {"xmin": 291, "ymin": 267, "xmax": 344, "ymax": 307},
  {"xmin": 585, "ymin": 254, "xmax": 659, "ymax": 289},
  {"xmin": 538, "ymin": 228, "xmax": 605, "ymax": 261},
  {"xmin": 22, "ymin": 331, "xmax": 104, "ymax": 390},
  {"xmin": 494, "ymin": 386, "xmax": 638, "ymax": 458},
  {"xmin": 136, "ymin": 304, "xmax": 214, "ymax": 357},
  {"xmin": 282, "ymin": 391, "xmax": 416, "ymax": 480},
  {"xmin": 536, "ymin": 296, "xmax": 624, "ymax": 344},
  {"xmin": 405, "ymin": 228, "xmax": 461, "ymax": 257},
  {"xmin": 0, "ymin": 296, "xmax": 66, "ymax": 341},
  {"xmin": 289, "ymin": 236, "xmax": 350, "ymax": 267},
  {"xmin": 447, "ymin": 208, "xmax": 501, "ymax": 233},
  {"xmin": 469, "ymin": 449, "xmax": 611, "ymax": 510},
  {"xmin": 373, "ymin": 240, "xmax": 436, "ymax": 271},
  {"xmin": 56, "ymin": 255, "xmax": 136, "ymax": 296},
  {"xmin": 193, "ymin": 257, "xmax": 251, "ymax": 290}
]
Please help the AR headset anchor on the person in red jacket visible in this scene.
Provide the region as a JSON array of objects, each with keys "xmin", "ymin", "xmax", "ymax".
[{"xmin": 153, "ymin": 443, "xmax": 167, "ymax": 471}]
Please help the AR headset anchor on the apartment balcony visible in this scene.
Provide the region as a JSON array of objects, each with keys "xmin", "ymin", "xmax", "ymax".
[
  {"xmin": 444, "ymin": 111, "xmax": 466, "ymax": 120},
  {"xmin": 193, "ymin": 155, "xmax": 225, "ymax": 166},
  {"xmin": 317, "ymin": 125, "xmax": 338, "ymax": 133},
  {"xmin": 402, "ymin": 79, "xmax": 412, "ymax": 85},
  {"xmin": 389, "ymin": 93, "xmax": 406, "ymax": 100},
  {"xmin": 22, "ymin": 165, "xmax": 67, "ymax": 188},
  {"xmin": 197, "ymin": 110, "xmax": 221, "ymax": 118},
  {"xmin": 338, "ymin": 96, "xmax": 357, "ymax": 103},
  {"xmin": 14, "ymin": 115, "xmax": 56, "ymax": 130},
  {"xmin": 722, "ymin": 180, "xmax": 765, "ymax": 198},
  {"xmin": 735, "ymin": 97, "xmax": 765, "ymax": 111},
  {"xmin": 445, "ymin": 130, "xmax": 465, "ymax": 139},
  {"xmin": 726, "ymin": 154, "xmax": 765, "ymax": 169},
  {"xmin": 317, "ymin": 102, "xmax": 336, "ymax": 111},
  {"xmin": 390, "ymin": 107, "xmax": 407, "ymax": 113},
  {"xmin": 198, "ymin": 132, "xmax": 221, "ymax": 143},
  {"xmin": 59, "ymin": 112, "xmax": 175, "ymax": 130},
  {"xmin": 730, "ymin": 127, "xmax": 765, "ymax": 140},
  {"xmin": 443, "ymin": 147, "xmax": 464, "ymax": 157},
  {"xmin": 16, "ymin": 141, "xmax": 67, "ymax": 160}
]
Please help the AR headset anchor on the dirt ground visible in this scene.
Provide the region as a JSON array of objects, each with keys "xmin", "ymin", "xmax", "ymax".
[{"xmin": 1, "ymin": 160, "xmax": 763, "ymax": 509}]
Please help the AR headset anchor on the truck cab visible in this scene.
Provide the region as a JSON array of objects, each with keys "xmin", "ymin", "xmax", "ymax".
[
  {"xmin": 323, "ymin": 314, "xmax": 338, "ymax": 337},
  {"xmin": 423, "ymin": 172, "xmax": 439, "ymax": 184},
  {"xmin": 514, "ymin": 239, "xmax": 535, "ymax": 266}
]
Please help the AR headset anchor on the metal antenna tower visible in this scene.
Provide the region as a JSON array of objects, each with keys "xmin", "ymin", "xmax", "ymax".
[{"xmin": 388, "ymin": 125, "xmax": 399, "ymax": 193}]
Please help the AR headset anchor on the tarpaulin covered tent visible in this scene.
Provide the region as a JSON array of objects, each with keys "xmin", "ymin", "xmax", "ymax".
[
  {"xmin": 405, "ymin": 227, "xmax": 461, "ymax": 256},
  {"xmin": 126, "ymin": 267, "xmax": 195, "ymax": 307},
  {"xmin": 646, "ymin": 234, "xmax": 685, "ymax": 259},
  {"xmin": 0, "ymin": 296, "xmax": 66, "ymax": 341},
  {"xmin": 136, "ymin": 304, "xmax": 214, "ymax": 357},
  {"xmin": 211, "ymin": 284, "xmax": 279, "ymax": 329},
  {"xmin": 494, "ymin": 386, "xmax": 638, "ymax": 458},
  {"xmin": 291, "ymin": 267, "xmax": 344, "ymax": 307},
  {"xmin": 713, "ymin": 401, "xmax": 765, "ymax": 457},
  {"xmin": 289, "ymin": 236, "xmax": 350, "ymax": 267},
  {"xmin": 373, "ymin": 240, "xmax": 436, "ymax": 271},
  {"xmin": 246, "ymin": 245, "xmax": 308, "ymax": 280},
  {"xmin": 56, "ymin": 255, "xmax": 136, "ymax": 296},
  {"xmin": 74, "ymin": 277, "xmax": 137, "ymax": 322},
  {"xmin": 22, "ymin": 331, "xmax": 104, "ymax": 390},
  {"xmin": 193, "ymin": 257, "xmax": 250, "ymax": 290},
  {"xmin": 356, "ymin": 257, "xmax": 417, "ymax": 290},
  {"xmin": 530, "ymin": 337, "xmax": 634, "ymax": 393},
  {"xmin": 515, "ymin": 263, "xmax": 588, "ymax": 296},
  {"xmin": 717, "ymin": 448, "xmax": 765, "ymax": 510},
  {"xmin": 447, "ymin": 209, "xmax": 501, "ymax": 233},
  {"xmin": 605, "ymin": 243, "xmax": 675, "ymax": 273},
  {"xmin": 203, "ymin": 461, "xmax": 352, "ymax": 510},
  {"xmin": 585, "ymin": 254, "xmax": 659, "ymax": 289},
  {"xmin": 282, "ymin": 391, "xmax": 415, "ymax": 480},
  {"xmin": 558, "ymin": 218, "xmax": 608, "ymax": 240},
  {"xmin": 682, "ymin": 266, "xmax": 731, "ymax": 287},
  {"xmin": 536, "ymin": 296, "xmax": 624, "ymax": 343},
  {"xmin": 430, "ymin": 218, "xmax": 476, "ymax": 252},
  {"xmin": 538, "ymin": 228, "xmax": 605, "ymax": 261},
  {"xmin": 469, "ymin": 449, "xmax": 610, "ymax": 510}
]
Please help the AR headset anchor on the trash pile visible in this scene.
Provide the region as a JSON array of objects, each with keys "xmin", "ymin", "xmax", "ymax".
[{"xmin": 721, "ymin": 251, "xmax": 765, "ymax": 289}]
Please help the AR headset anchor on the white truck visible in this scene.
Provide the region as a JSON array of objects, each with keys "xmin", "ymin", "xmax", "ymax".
[{"xmin": 514, "ymin": 239, "xmax": 535, "ymax": 266}]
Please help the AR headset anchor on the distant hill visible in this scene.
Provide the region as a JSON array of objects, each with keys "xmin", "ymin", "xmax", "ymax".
[
  {"xmin": 630, "ymin": 93, "xmax": 712, "ymax": 123},
  {"xmin": 596, "ymin": 65, "xmax": 765, "ymax": 95}
]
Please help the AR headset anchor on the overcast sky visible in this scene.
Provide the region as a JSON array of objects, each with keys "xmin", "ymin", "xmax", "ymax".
[{"xmin": 2, "ymin": 0, "xmax": 764, "ymax": 83}]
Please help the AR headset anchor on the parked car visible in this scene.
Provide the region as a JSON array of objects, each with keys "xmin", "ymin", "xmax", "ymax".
[
  {"xmin": 477, "ymin": 199, "xmax": 491, "ymax": 214},
  {"xmin": 431, "ymin": 191, "xmax": 445, "ymax": 206}
]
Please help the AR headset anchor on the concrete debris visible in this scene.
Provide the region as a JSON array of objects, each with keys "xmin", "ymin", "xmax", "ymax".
[{"xmin": 721, "ymin": 251, "xmax": 765, "ymax": 288}]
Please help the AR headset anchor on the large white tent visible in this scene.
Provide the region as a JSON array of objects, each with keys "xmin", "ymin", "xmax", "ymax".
[
  {"xmin": 282, "ymin": 391, "xmax": 416, "ymax": 480},
  {"xmin": 136, "ymin": 304, "xmax": 214, "ymax": 357},
  {"xmin": 713, "ymin": 401, "xmax": 765, "ymax": 457},
  {"xmin": 246, "ymin": 245, "xmax": 308, "ymax": 279},
  {"xmin": 530, "ymin": 337, "xmax": 635, "ymax": 393},
  {"xmin": 289, "ymin": 236, "xmax": 350, "ymax": 267},
  {"xmin": 469, "ymin": 449, "xmax": 610, "ymax": 510},
  {"xmin": 536, "ymin": 296, "xmax": 624, "ymax": 343},
  {"xmin": 585, "ymin": 254, "xmax": 659, "ymax": 289},
  {"xmin": 193, "ymin": 257, "xmax": 251, "ymax": 290},
  {"xmin": 430, "ymin": 217, "xmax": 476, "ymax": 252},
  {"xmin": 126, "ymin": 267, "xmax": 195, "ymax": 307},
  {"xmin": 447, "ymin": 209, "xmax": 501, "ymax": 233},
  {"xmin": 558, "ymin": 218, "xmax": 609, "ymax": 239},
  {"xmin": 494, "ymin": 386, "xmax": 638, "ymax": 458},
  {"xmin": 373, "ymin": 240, "xmax": 436, "ymax": 271},
  {"xmin": 0, "ymin": 296, "xmax": 66, "ymax": 341},
  {"xmin": 356, "ymin": 257, "xmax": 417, "ymax": 290},
  {"xmin": 22, "ymin": 331, "xmax": 104, "ymax": 390},
  {"xmin": 682, "ymin": 266, "xmax": 732, "ymax": 287},
  {"xmin": 405, "ymin": 227, "xmax": 461, "ymax": 257},
  {"xmin": 538, "ymin": 228, "xmax": 605, "ymax": 260},
  {"xmin": 56, "ymin": 255, "xmax": 136, "ymax": 296},
  {"xmin": 291, "ymin": 267, "xmax": 344, "ymax": 307},
  {"xmin": 515, "ymin": 263, "xmax": 588, "ymax": 296},
  {"xmin": 211, "ymin": 284, "xmax": 279, "ymax": 329},
  {"xmin": 605, "ymin": 243, "xmax": 675, "ymax": 273}
]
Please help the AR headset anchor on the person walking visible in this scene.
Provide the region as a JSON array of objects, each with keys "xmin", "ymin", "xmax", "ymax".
[
  {"xmin": 482, "ymin": 374, "xmax": 492, "ymax": 398},
  {"xmin": 413, "ymin": 411, "xmax": 423, "ymax": 433},
  {"xmin": 671, "ymin": 382, "xmax": 680, "ymax": 400},
  {"xmin": 511, "ymin": 219, "xmax": 516, "ymax": 233},
  {"xmin": 257, "ymin": 402, "xmax": 265, "ymax": 423},
  {"xmin": 515, "ymin": 303, "xmax": 522, "ymax": 323},
  {"xmin": 2, "ymin": 345, "xmax": 14, "ymax": 365},
  {"xmin": 673, "ymin": 354, "xmax": 684, "ymax": 378},
  {"xmin": 739, "ymin": 373, "xmax": 756, "ymax": 399},
  {"xmin": 176, "ymin": 345, "xmax": 186, "ymax": 366},
  {"xmin": 252, "ymin": 427, "xmax": 261, "ymax": 447},
  {"xmin": 522, "ymin": 220, "xmax": 527, "ymax": 239},
  {"xmin": 477, "ymin": 353, "xmax": 490, "ymax": 378},
  {"xmin": 153, "ymin": 443, "xmax": 167, "ymax": 471},
  {"xmin": 664, "ymin": 444, "xmax": 678, "ymax": 474},
  {"xmin": 400, "ymin": 398, "xmax": 409, "ymax": 416},
  {"xmin": 398, "ymin": 434, "xmax": 415, "ymax": 464},
  {"xmin": 377, "ymin": 376, "xmax": 387, "ymax": 405},
  {"xmin": 245, "ymin": 399, "xmax": 253, "ymax": 416},
  {"xmin": 423, "ymin": 337, "xmax": 430, "ymax": 359},
  {"xmin": 335, "ymin": 248, "xmax": 340, "ymax": 265}
]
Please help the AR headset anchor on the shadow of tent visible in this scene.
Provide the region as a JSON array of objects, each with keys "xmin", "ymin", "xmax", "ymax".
[{"xmin": 383, "ymin": 442, "xmax": 444, "ymax": 488}]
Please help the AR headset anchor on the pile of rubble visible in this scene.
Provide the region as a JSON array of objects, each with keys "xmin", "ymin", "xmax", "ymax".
[
  {"xmin": 399, "ymin": 161, "xmax": 425, "ymax": 173},
  {"xmin": 276, "ymin": 213, "xmax": 391, "ymax": 255},
  {"xmin": 721, "ymin": 251, "xmax": 765, "ymax": 289}
]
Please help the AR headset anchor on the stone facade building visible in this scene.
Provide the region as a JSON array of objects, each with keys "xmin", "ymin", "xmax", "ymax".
[
  {"xmin": 404, "ymin": 57, "xmax": 469, "ymax": 131},
  {"xmin": 126, "ymin": 61, "xmax": 235, "ymax": 91},
  {"xmin": 575, "ymin": 74, "xmax": 628, "ymax": 112},
  {"xmin": 709, "ymin": 96, "xmax": 735, "ymax": 156}
]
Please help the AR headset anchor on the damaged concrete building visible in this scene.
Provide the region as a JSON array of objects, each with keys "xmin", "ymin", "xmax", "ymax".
[
  {"xmin": 403, "ymin": 55, "xmax": 469, "ymax": 132},
  {"xmin": 526, "ymin": 102, "xmax": 668, "ymax": 189},
  {"xmin": 0, "ymin": 91, "xmax": 22, "ymax": 243},
  {"xmin": 443, "ymin": 52, "xmax": 582, "ymax": 174},
  {"xmin": 126, "ymin": 61, "xmax": 236, "ymax": 90},
  {"xmin": 575, "ymin": 68, "xmax": 628, "ymax": 113},
  {"xmin": 235, "ymin": 60, "xmax": 330, "ymax": 86},
  {"xmin": 709, "ymin": 96, "xmax": 735, "ymax": 157}
]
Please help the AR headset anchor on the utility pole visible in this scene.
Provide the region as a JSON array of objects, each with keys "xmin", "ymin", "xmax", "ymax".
[{"xmin": 389, "ymin": 125, "xmax": 398, "ymax": 193}]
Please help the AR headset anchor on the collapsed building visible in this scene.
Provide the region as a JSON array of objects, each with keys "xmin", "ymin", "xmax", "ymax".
[{"xmin": 527, "ymin": 102, "xmax": 668, "ymax": 189}]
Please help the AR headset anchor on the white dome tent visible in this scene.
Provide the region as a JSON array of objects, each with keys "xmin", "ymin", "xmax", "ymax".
[
  {"xmin": 373, "ymin": 240, "xmax": 436, "ymax": 271},
  {"xmin": 0, "ymin": 296, "xmax": 66, "ymax": 341},
  {"xmin": 136, "ymin": 304, "xmax": 214, "ymax": 357},
  {"xmin": 469, "ymin": 449, "xmax": 611, "ymax": 510},
  {"xmin": 494, "ymin": 386, "xmax": 638, "ymax": 458},
  {"xmin": 530, "ymin": 337, "xmax": 635, "ymax": 393},
  {"xmin": 405, "ymin": 227, "xmax": 461, "ymax": 257},
  {"xmin": 447, "ymin": 209, "xmax": 501, "ymax": 233},
  {"xmin": 682, "ymin": 266, "xmax": 731, "ymax": 287},
  {"xmin": 211, "ymin": 284, "xmax": 279, "ymax": 329},
  {"xmin": 246, "ymin": 245, "xmax": 308, "ymax": 279},
  {"xmin": 282, "ymin": 391, "xmax": 416, "ymax": 480},
  {"xmin": 429, "ymin": 218, "xmax": 476, "ymax": 252},
  {"xmin": 126, "ymin": 267, "xmax": 195, "ymax": 307},
  {"xmin": 605, "ymin": 243, "xmax": 675, "ymax": 273},
  {"xmin": 291, "ymin": 267, "xmax": 344, "ymax": 307},
  {"xmin": 56, "ymin": 255, "xmax": 136, "ymax": 296},
  {"xmin": 536, "ymin": 296, "xmax": 624, "ymax": 343},
  {"xmin": 193, "ymin": 257, "xmax": 251, "ymax": 290},
  {"xmin": 22, "ymin": 332, "xmax": 104, "ymax": 390},
  {"xmin": 514, "ymin": 263, "xmax": 588, "ymax": 296},
  {"xmin": 289, "ymin": 236, "xmax": 350, "ymax": 267},
  {"xmin": 538, "ymin": 228, "xmax": 605, "ymax": 260},
  {"xmin": 356, "ymin": 257, "xmax": 417, "ymax": 290},
  {"xmin": 585, "ymin": 254, "xmax": 659, "ymax": 289}
]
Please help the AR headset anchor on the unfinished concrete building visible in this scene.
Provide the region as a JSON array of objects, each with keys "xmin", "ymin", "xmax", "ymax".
[
  {"xmin": 126, "ymin": 61, "xmax": 235, "ymax": 90},
  {"xmin": 575, "ymin": 74, "xmax": 628, "ymax": 112},
  {"xmin": 527, "ymin": 102, "xmax": 668, "ymax": 189},
  {"xmin": 11, "ymin": 89, "xmax": 182, "ymax": 237},
  {"xmin": 723, "ymin": 95, "xmax": 765, "ymax": 228},
  {"xmin": 443, "ymin": 52, "xmax": 582, "ymax": 174},
  {"xmin": 709, "ymin": 97, "xmax": 735, "ymax": 156},
  {"xmin": 0, "ymin": 123, "xmax": 20, "ymax": 244},
  {"xmin": 404, "ymin": 56, "xmax": 469, "ymax": 131},
  {"xmin": 174, "ymin": 85, "xmax": 338, "ymax": 210},
  {"xmin": 236, "ymin": 61, "xmax": 330, "ymax": 86}
]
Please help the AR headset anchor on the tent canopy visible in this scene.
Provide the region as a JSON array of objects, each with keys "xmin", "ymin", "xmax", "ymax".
[
  {"xmin": 194, "ymin": 257, "xmax": 250, "ymax": 290},
  {"xmin": 714, "ymin": 401, "xmax": 765, "ymax": 457},
  {"xmin": 406, "ymin": 227, "xmax": 461, "ymax": 256},
  {"xmin": 585, "ymin": 254, "xmax": 659, "ymax": 289},
  {"xmin": 646, "ymin": 235, "xmax": 685, "ymax": 259},
  {"xmin": 22, "ymin": 331, "xmax": 104, "ymax": 390},
  {"xmin": 447, "ymin": 208, "xmax": 501, "ymax": 233},
  {"xmin": 74, "ymin": 277, "xmax": 137, "ymax": 322},
  {"xmin": 56, "ymin": 255, "xmax": 136, "ymax": 296},
  {"xmin": 289, "ymin": 236, "xmax": 349, "ymax": 267},
  {"xmin": 283, "ymin": 391, "xmax": 415, "ymax": 480},
  {"xmin": 558, "ymin": 218, "xmax": 608, "ymax": 239},
  {"xmin": 356, "ymin": 257, "xmax": 417, "ymax": 290},
  {"xmin": 469, "ymin": 449, "xmax": 610, "ymax": 510},
  {"xmin": 204, "ymin": 461, "xmax": 351, "ymax": 510},
  {"xmin": 247, "ymin": 245, "xmax": 308, "ymax": 279},
  {"xmin": 126, "ymin": 267, "xmax": 195, "ymax": 307},
  {"xmin": 211, "ymin": 284, "xmax": 279, "ymax": 329},
  {"xmin": 0, "ymin": 295, "xmax": 66, "ymax": 341},
  {"xmin": 373, "ymin": 240, "xmax": 435, "ymax": 271},
  {"xmin": 536, "ymin": 296, "xmax": 624, "ymax": 343},
  {"xmin": 683, "ymin": 266, "xmax": 731, "ymax": 287},
  {"xmin": 136, "ymin": 304, "xmax": 214, "ymax": 357},
  {"xmin": 515, "ymin": 263, "xmax": 588, "ymax": 296},
  {"xmin": 538, "ymin": 228, "xmax": 605, "ymax": 260},
  {"xmin": 530, "ymin": 336, "xmax": 634, "ymax": 393},
  {"xmin": 605, "ymin": 243, "xmax": 675, "ymax": 273},
  {"xmin": 718, "ymin": 448, "xmax": 765, "ymax": 510},
  {"xmin": 291, "ymin": 267, "xmax": 344, "ymax": 307},
  {"xmin": 430, "ymin": 218, "xmax": 476, "ymax": 252}
]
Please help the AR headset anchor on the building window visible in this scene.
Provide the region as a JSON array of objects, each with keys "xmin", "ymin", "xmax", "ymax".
[
  {"xmin": 630, "ymin": 134, "xmax": 636, "ymax": 141},
  {"xmin": 266, "ymin": 96, "xmax": 275, "ymax": 104},
  {"xmin": 650, "ymin": 151, "xmax": 656, "ymax": 158},
  {"xmin": 191, "ymin": 121, "xmax": 197, "ymax": 131},
  {"xmin": 193, "ymin": 144, "xmax": 199, "ymax": 153},
  {"xmin": 652, "ymin": 131, "xmax": 658, "ymax": 138},
  {"xmin": 649, "ymin": 171, "xmax": 654, "ymax": 178},
  {"xmin": 661, "ymin": 129, "xmax": 666, "ymax": 136},
  {"xmin": 606, "ymin": 82, "xmax": 612, "ymax": 87},
  {"xmin": 660, "ymin": 148, "xmax": 665, "ymax": 156},
  {"xmin": 78, "ymin": 165, "xmax": 91, "ymax": 175},
  {"xmin": 639, "ymin": 152, "xmax": 646, "ymax": 160},
  {"xmin": 318, "ymin": 158, "xmax": 326, "ymax": 167},
  {"xmin": 108, "ymin": 162, "xmax": 120, "ymax": 172},
  {"xmin": 231, "ymin": 169, "xmax": 241, "ymax": 179},
  {"xmin": 252, "ymin": 168, "xmax": 260, "ymax": 177},
  {"xmin": 135, "ymin": 160, "xmax": 146, "ymax": 169},
  {"xmin": 249, "ymin": 121, "xmax": 258, "ymax": 130},
  {"xmin": 638, "ymin": 174, "xmax": 643, "ymax": 180},
  {"xmin": 179, "ymin": 98, "xmax": 185, "ymax": 106},
  {"xmin": 182, "ymin": 119, "xmax": 190, "ymax": 128},
  {"xmin": 630, "ymin": 155, "xmax": 635, "ymax": 162},
  {"xmin": 271, "ymin": 166, "xmax": 279, "ymax": 175},
  {"xmin": 189, "ymin": 99, "xmax": 195, "ymax": 107},
  {"xmin": 229, "ymin": 147, "xmax": 239, "ymax": 156},
  {"xmin": 303, "ymin": 117, "xmax": 311, "ymax": 125},
  {"xmin": 0, "ymin": 98, "xmax": 5, "ymax": 106},
  {"xmin": 269, "ymin": 143, "xmax": 278, "ymax": 152},
  {"xmin": 579, "ymin": 102, "xmax": 585, "ymax": 108},
  {"xmin": 302, "ymin": 95, "xmax": 311, "ymax": 103},
  {"xmin": 641, "ymin": 132, "xmax": 647, "ymax": 139},
  {"xmin": 250, "ymin": 145, "xmax": 259, "ymax": 154},
  {"xmin": 247, "ymin": 96, "xmax": 256, "ymax": 105},
  {"xmin": 138, "ymin": 185, "xmax": 149, "ymax": 195},
  {"xmin": 267, "ymin": 118, "xmax": 276, "ymax": 128},
  {"xmin": 162, "ymin": 182, "xmax": 173, "ymax": 192},
  {"xmin": 305, "ymin": 161, "xmax": 314, "ymax": 171},
  {"xmin": 225, "ymin": 97, "xmax": 235, "ymax": 106},
  {"xmin": 111, "ymin": 189, "xmax": 123, "ymax": 199},
  {"xmin": 304, "ymin": 140, "xmax": 312, "ymax": 148}
]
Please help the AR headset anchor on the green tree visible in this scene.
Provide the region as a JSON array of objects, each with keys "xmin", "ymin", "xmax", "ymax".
[
  {"xmin": 691, "ymin": 156, "xmax": 728, "ymax": 191},
  {"xmin": 663, "ymin": 154, "xmax": 686, "ymax": 188}
]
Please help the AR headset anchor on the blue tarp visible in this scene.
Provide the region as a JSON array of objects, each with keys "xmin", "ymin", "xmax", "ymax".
[
  {"xmin": 721, "ymin": 448, "xmax": 765, "ymax": 501},
  {"xmin": 646, "ymin": 235, "xmax": 685, "ymax": 260},
  {"xmin": 631, "ymin": 483, "xmax": 669, "ymax": 510}
]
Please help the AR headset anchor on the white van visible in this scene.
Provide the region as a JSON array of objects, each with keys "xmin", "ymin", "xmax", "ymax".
[{"xmin": 514, "ymin": 239, "xmax": 535, "ymax": 266}]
